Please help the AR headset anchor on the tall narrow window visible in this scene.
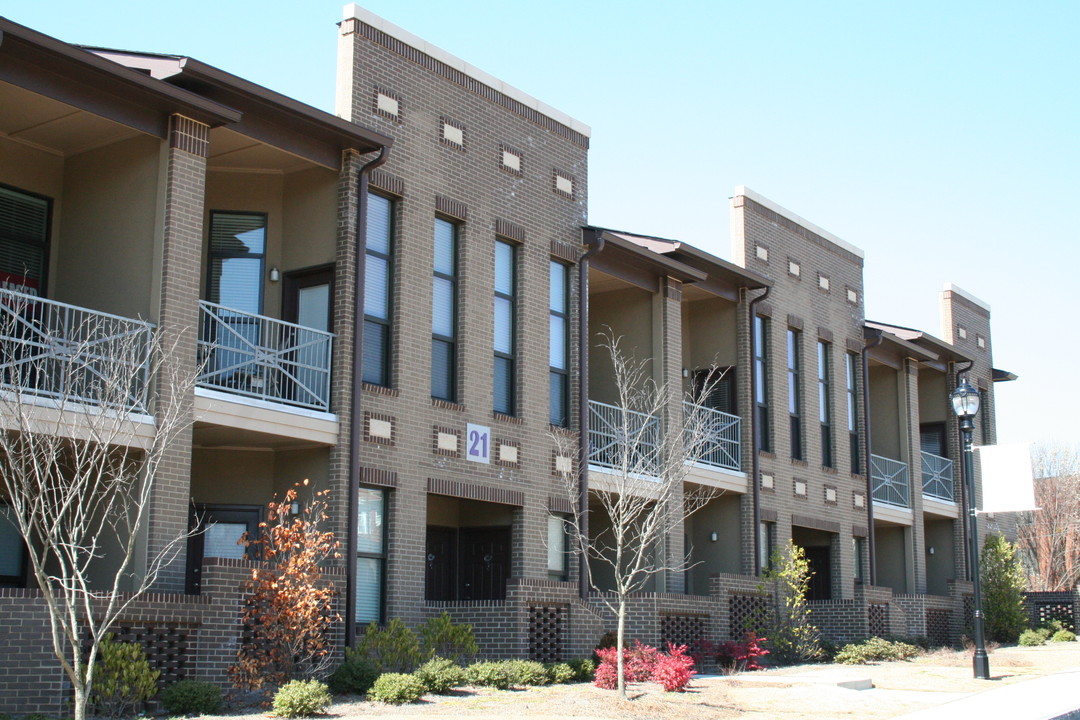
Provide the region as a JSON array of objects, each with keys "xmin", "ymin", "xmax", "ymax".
[
  {"xmin": 853, "ymin": 536, "xmax": 865, "ymax": 584},
  {"xmin": 754, "ymin": 315, "xmax": 771, "ymax": 452},
  {"xmin": 759, "ymin": 521, "xmax": 776, "ymax": 573},
  {"xmin": 207, "ymin": 211, "xmax": 266, "ymax": 313},
  {"xmin": 818, "ymin": 340, "xmax": 833, "ymax": 468},
  {"xmin": 549, "ymin": 261, "xmax": 570, "ymax": 426},
  {"xmin": 547, "ymin": 515, "xmax": 569, "ymax": 581},
  {"xmin": 493, "ymin": 240, "xmax": 516, "ymax": 415},
  {"xmin": 846, "ymin": 352, "xmax": 860, "ymax": 474},
  {"xmin": 432, "ymin": 218, "xmax": 457, "ymax": 401},
  {"xmin": 364, "ymin": 194, "xmax": 393, "ymax": 386},
  {"xmin": 0, "ymin": 185, "xmax": 50, "ymax": 296},
  {"xmin": 787, "ymin": 328, "xmax": 802, "ymax": 460},
  {"xmin": 355, "ymin": 488, "xmax": 386, "ymax": 625}
]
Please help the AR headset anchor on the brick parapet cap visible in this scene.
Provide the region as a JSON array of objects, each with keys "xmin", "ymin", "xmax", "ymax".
[{"xmin": 732, "ymin": 185, "xmax": 865, "ymax": 260}]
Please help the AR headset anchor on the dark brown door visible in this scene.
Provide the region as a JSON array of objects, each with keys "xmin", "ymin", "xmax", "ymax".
[
  {"xmin": 425, "ymin": 526, "xmax": 456, "ymax": 601},
  {"xmin": 804, "ymin": 546, "xmax": 832, "ymax": 601},
  {"xmin": 459, "ymin": 527, "xmax": 510, "ymax": 601}
]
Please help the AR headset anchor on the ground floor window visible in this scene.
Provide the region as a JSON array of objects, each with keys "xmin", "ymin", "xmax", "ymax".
[
  {"xmin": 547, "ymin": 515, "xmax": 569, "ymax": 581},
  {"xmin": 0, "ymin": 504, "xmax": 27, "ymax": 588},
  {"xmin": 356, "ymin": 487, "xmax": 387, "ymax": 625}
]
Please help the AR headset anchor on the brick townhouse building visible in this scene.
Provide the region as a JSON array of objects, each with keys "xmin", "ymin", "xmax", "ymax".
[{"xmin": 0, "ymin": 5, "xmax": 1014, "ymax": 714}]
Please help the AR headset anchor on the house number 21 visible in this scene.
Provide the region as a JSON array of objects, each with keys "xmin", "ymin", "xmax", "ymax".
[{"xmin": 466, "ymin": 423, "xmax": 491, "ymax": 464}]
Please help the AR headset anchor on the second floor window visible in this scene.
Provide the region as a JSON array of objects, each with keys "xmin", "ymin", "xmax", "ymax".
[
  {"xmin": 549, "ymin": 260, "xmax": 569, "ymax": 426},
  {"xmin": 754, "ymin": 315, "xmax": 770, "ymax": 452},
  {"xmin": 363, "ymin": 193, "xmax": 393, "ymax": 386},
  {"xmin": 494, "ymin": 240, "xmax": 516, "ymax": 415},
  {"xmin": 432, "ymin": 218, "xmax": 457, "ymax": 401},
  {"xmin": 207, "ymin": 211, "xmax": 266, "ymax": 314},
  {"xmin": 818, "ymin": 340, "xmax": 833, "ymax": 467},
  {"xmin": 787, "ymin": 328, "xmax": 802, "ymax": 460},
  {"xmin": 846, "ymin": 352, "xmax": 860, "ymax": 474},
  {"xmin": 0, "ymin": 184, "xmax": 50, "ymax": 296}
]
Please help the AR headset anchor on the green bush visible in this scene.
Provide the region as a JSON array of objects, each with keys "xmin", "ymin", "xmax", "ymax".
[
  {"xmin": 326, "ymin": 650, "xmax": 379, "ymax": 695},
  {"xmin": 505, "ymin": 659, "xmax": 550, "ymax": 687},
  {"xmin": 1018, "ymin": 628, "xmax": 1046, "ymax": 646},
  {"xmin": 368, "ymin": 673, "xmax": 426, "ymax": 705},
  {"xmin": 465, "ymin": 661, "xmax": 513, "ymax": 690},
  {"xmin": 161, "ymin": 679, "xmax": 223, "ymax": 715},
  {"xmin": 546, "ymin": 662, "xmax": 575, "ymax": 684},
  {"xmin": 567, "ymin": 657, "xmax": 596, "ymax": 681},
  {"xmin": 90, "ymin": 633, "xmax": 160, "ymax": 718},
  {"xmin": 1051, "ymin": 629, "xmax": 1076, "ymax": 643},
  {"xmin": 354, "ymin": 619, "xmax": 421, "ymax": 674},
  {"xmin": 271, "ymin": 679, "xmax": 331, "ymax": 718},
  {"xmin": 980, "ymin": 534, "xmax": 1027, "ymax": 644},
  {"xmin": 414, "ymin": 657, "xmax": 466, "ymax": 694},
  {"xmin": 420, "ymin": 612, "xmax": 478, "ymax": 664},
  {"xmin": 833, "ymin": 637, "xmax": 921, "ymax": 665},
  {"xmin": 757, "ymin": 540, "xmax": 822, "ymax": 665}
]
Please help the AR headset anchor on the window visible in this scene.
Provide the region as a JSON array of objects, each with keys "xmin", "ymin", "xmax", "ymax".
[
  {"xmin": 206, "ymin": 212, "xmax": 266, "ymax": 313},
  {"xmin": 759, "ymin": 521, "xmax": 775, "ymax": 573},
  {"xmin": 356, "ymin": 488, "xmax": 387, "ymax": 625},
  {"xmin": 787, "ymin": 328, "xmax": 802, "ymax": 460},
  {"xmin": 853, "ymin": 536, "xmax": 866, "ymax": 584},
  {"xmin": 846, "ymin": 352, "xmax": 860, "ymax": 474},
  {"xmin": 0, "ymin": 504, "xmax": 27, "ymax": 588},
  {"xmin": 186, "ymin": 505, "xmax": 261, "ymax": 594},
  {"xmin": 0, "ymin": 184, "xmax": 50, "ymax": 296},
  {"xmin": 979, "ymin": 390, "xmax": 991, "ymax": 445},
  {"xmin": 547, "ymin": 515, "xmax": 569, "ymax": 581},
  {"xmin": 818, "ymin": 341, "xmax": 833, "ymax": 468},
  {"xmin": 363, "ymin": 194, "xmax": 393, "ymax": 386},
  {"xmin": 754, "ymin": 315, "xmax": 770, "ymax": 452},
  {"xmin": 432, "ymin": 218, "xmax": 457, "ymax": 401},
  {"xmin": 494, "ymin": 240, "xmax": 516, "ymax": 415},
  {"xmin": 549, "ymin": 261, "xmax": 570, "ymax": 426}
]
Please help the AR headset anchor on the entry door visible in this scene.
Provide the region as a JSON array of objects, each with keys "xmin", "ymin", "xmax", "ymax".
[
  {"xmin": 283, "ymin": 266, "xmax": 333, "ymax": 406},
  {"xmin": 459, "ymin": 527, "xmax": 510, "ymax": 601},
  {"xmin": 425, "ymin": 526, "xmax": 456, "ymax": 601},
  {"xmin": 186, "ymin": 505, "xmax": 261, "ymax": 594},
  {"xmin": 804, "ymin": 547, "xmax": 832, "ymax": 601}
]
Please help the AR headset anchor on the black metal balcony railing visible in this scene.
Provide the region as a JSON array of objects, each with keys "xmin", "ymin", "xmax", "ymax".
[
  {"xmin": 197, "ymin": 301, "xmax": 333, "ymax": 412},
  {"xmin": 0, "ymin": 288, "xmax": 153, "ymax": 413},
  {"xmin": 921, "ymin": 450, "xmax": 954, "ymax": 502},
  {"xmin": 870, "ymin": 453, "xmax": 910, "ymax": 508}
]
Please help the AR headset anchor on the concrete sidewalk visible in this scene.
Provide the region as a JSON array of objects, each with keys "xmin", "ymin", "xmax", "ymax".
[{"xmin": 894, "ymin": 669, "xmax": 1080, "ymax": 720}]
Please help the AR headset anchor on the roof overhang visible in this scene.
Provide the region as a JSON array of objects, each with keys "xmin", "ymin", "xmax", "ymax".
[
  {"xmin": 585, "ymin": 228, "xmax": 707, "ymax": 292},
  {"xmin": 992, "ymin": 368, "xmax": 1019, "ymax": 382},
  {"xmin": 867, "ymin": 319, "xmax": 973, "ymax": 372}
]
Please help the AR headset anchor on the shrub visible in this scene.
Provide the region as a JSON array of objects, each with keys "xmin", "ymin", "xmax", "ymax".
[
  {"xmin": 567, "ymin": 658, "xmax": 596, "ymax": 681},
  {"xmin": 354, "ymin": 618, "xmax": 421, "ymax": 674},
  {"xmin": 414, "ymin": 657, "xmax": 466, "ymax": 694},
  {"xmin": 546, "ymin": 662, "xmax": 575, "ymax": 684},
  {"xmin": 368, "ymin": 673, "xmax": 426, "ymax": 705},
  {"xmin": 980, "ymin": 534, "xmax": 1027, "ymax": 644},
  {"xmin": 326, "ymin": 650, "xmax": 379, "ymax": 696},
  {"xmin": 652, "ymin": 644, "xmax": 696, "ymax": 692},
  {"xmin": 594, "ymin": 642, "xmax": 697, "ymax": 692},
  {"xmin": 271, "ymin": 679, "xmax": 332, "ymax": 718},
  {"xmin": 90, "ymin": 633, "xmax": 160, "ymax": 718},
  {"xmin": 420, "ymin": 612, "xmax": 478, "ymax": 664},
  {"xmin": 1019, "ymin": 628, "xmax": 1046, "ymax": 646},
  {"xmin": 757, "ymin": 541, "xmax": 822, "ymax": 665},
  {"xmin": 833, "ymin": 637, "xmax": 920, "ymax": 665},
  {"xmin": 465, "ymin": 661, "xmax": 513, "ymax": 690},
  {"xmin": 1052, "ymin": 629, "xmax": 1076, "ymax": 643},
  {"xmin": 161, "ymin": 679, "xmax": 223, "ymax": 715},
  {"xmin": 505, "ymin": 659, "xmax": 550, "ymax": 687},
  {"xmin": 714, "ymin": 632, "xmax": 770, "ymax": 673}
]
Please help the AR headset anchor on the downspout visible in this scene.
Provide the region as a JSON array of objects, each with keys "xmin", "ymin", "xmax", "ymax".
[
  {"xmin": 861, "ymin": 326, "xmax": 884, "ymax": 586},
  {"xmin": 953, "ymin": 359, "xmax": 974, "ymax": 581},
  {"xmin": 748, "ymin": 286, "xmax": 770, "ymax": 575},
  {"xmin": 346, "ymin": 146, "xmax": 390, "ymax": 647},
  {"xmin": 577, "ymin": 230, "xmax": 604, "ymax": 602}
]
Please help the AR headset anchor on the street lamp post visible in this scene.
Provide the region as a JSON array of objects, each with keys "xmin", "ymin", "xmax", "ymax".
[{"xmin": 951, "ymin": 376, "xmax": 990, "ymax": 680}]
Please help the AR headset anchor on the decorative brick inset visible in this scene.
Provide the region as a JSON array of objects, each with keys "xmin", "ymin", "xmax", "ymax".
[
  {"xmin": 794, "ymin": 479, "xmax": 807, "ymax": 497},
  {"xmin": 926, "ymin": 609, "xmax": 950, "ymax": 647},
  {"xmin": 374, "ymin": 87, "xmax": 402, "ymax": 120},
  {"xmin": 496, "ymin": 440, "xmax": 520, "ymax": 467},
  {"xmin": 755, "ymin": 244, "xmax": 769, "ymax": 262},
  {"xmin": 169, "ymin": 115, "xmax": 210, "ymax": 157},
  {"xmin": 365, "ymin": 411, "xmax": 394, "ymax": 445},
  {"xmin": 528, "ymin": 605, "xmax": 566, "ymax": 662},
  {"xmin": 730, "ymin": 594, "xmax": 767, "ymax": 637},
  {"xmin": 435, "ymin": 195, "xmax": 467, "ymax": 221},
  {"xmin": 553, "ymin": 170, "xmax": 574, "ymax": 198},
  {"xmin": 788, "ymin": 259, "xmax": 801, "ymax": 277},
  {"xmin": 426, "ymin": 477, "xmax": 524, "ymax": 506},
  {"xmin": 93, "ymin": 624, "xmax": 193, "ymax": 688},
  {"xmin": 550, "ymin": 239, "xmax": 579, "ymax": 263},
  {"xmin": 360, "ymin": 467, "xmax": 398, "ymax": 488},
  {"xmin": 660, "ymin": 614, "xmax": 707, "ymax": 653},
  {"xmin": 818, "ymin": 274, "xmax": 831, "ymax": 292},
  {"xmin": 499, "ymin": 144, "xmax": 523, "ymax": 175},
  {"xmin": 369, "ymin": 169, "xmax": 405, "ymax": 197},
  {"xmin": 440, "ymin": 117, "xmax": 465, "ymax": 149},
  {"xmin": 868, "ymin": 603, "xmax": 888, "ymax": 637},
  {"xmin": 433, "ymin": 426, "xmax": 461, "ymax": 456},
  {"xmin": 495, "ymin": 217, "xmax": 526, "ymax": 242},
  {"xmin": 824, "ymin": 485, "xmax": 838, "ymax": 505},
  {"xmin": 552, "ymin": 452, "xmax": 574, "ymax": 476},
  {"xmin": 761, "ymin": 473, "xmax": 774, "ymax": 490}
]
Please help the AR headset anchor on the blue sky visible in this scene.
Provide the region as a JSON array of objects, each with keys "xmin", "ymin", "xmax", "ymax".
[{"xmin": 7, "ymin": 1, "xmax": 1077, "ymax": 447}]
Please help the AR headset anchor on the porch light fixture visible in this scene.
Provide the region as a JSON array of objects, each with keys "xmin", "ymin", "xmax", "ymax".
[
  {"xmin": 269, "ymin": 266, "xmax": 281, "ymax": 282},
  {"xmin": 951, "ymin": 376, "xmax": 989, "ymax": 679}
]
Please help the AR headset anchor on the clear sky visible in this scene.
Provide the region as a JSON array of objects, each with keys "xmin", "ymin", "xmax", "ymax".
[{"xmin": 6, "ymin": 0, "xmax": 1077, "ymax": 447}]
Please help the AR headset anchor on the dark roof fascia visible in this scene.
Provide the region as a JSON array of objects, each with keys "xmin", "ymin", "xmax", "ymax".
[
  {"xmin": 992, "ymin": 368, "xmax": 1019, "ymax": 382},
  {"xmin": 0, "ymin": 18, "xmax": 239, "ymax": 137},
  {"xmin": 866, "ymin": 319, "xmax": 974, "ymax": 365},
  {"xmin": 586, "ymin": 228, "xmax": 707, "ymax": 291},
  {"xmin": 866, "ymin": 324, "xmax": 939, "ymax": 368}
]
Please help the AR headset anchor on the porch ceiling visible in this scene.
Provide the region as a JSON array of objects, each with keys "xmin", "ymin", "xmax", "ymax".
[
  {"xmin": 192, "ymin": 421, "xmax": 330, "ymax": 451},
  {"xmin": 0, "ymin": 80, "xmax": 142, "ymax": 155},
  {"xmin": 207, "ymin": 126, "xmax": 315, "ymax": 174}
]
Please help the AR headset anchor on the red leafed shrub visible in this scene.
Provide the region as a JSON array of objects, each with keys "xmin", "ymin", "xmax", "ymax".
[
  {"xmin": 716, "ymin": 632, "xmax": 769, "ymax": 672},
  {"xmin": 652, "ymin": 643, "xmax": 696, "ymax": 692},
  {"xmin": 594, "ymin": 641, "xmax": 697, "ymax": 692}
]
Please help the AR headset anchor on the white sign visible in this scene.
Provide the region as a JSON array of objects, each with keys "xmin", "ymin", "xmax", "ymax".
[{"xmin": 466, "ymin": 423, "xmax": 491, "ymax": 464}]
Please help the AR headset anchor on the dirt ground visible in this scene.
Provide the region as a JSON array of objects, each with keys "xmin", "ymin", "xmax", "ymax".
[{"xmin": 211, "ymin": 644, "xmax": 1080, "ymax": 720}]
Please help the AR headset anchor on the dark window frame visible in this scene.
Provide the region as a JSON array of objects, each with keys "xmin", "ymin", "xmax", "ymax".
[
  {"xmin": 754, "ymin": 315, "xmax": 771, "ymax": 452},
  {"xmin": 355, "ymin": 486, "xmax": 388, "ymax": 626},
  {"xmin": 364, "ymin": 193, "xmax": 394, "ymax": 387},
  {"xmin": 431, "ymin": 217, "xmax": 458, "ymax": 402},
  {"xmin": 846, "ymin": 352, "xmax": 860, "ymax": 474},
  {"xmin": 493, "ymin": 239, "xmax": 517, "ymax": 415},
  {"xmin": 205, "ymin": 210, "xmax": 268, "ymax": 313},
  {"xmin": 0, "ymin": 182, "xmax": 52, "ymax": 297},
  {"xmin": 819, "ymin": 340, "xmax": 833, "ymax": 468},
  {"xmin": 549, "ymin": 260, "xmax": 570, "ymax": 427},
  {"xmin": 0, "ymin": 502, "xmax": 28, "ymax": 588},
  {"xmin": 788, "ymin": 328, "xmax": 803, "ymax": 460}
]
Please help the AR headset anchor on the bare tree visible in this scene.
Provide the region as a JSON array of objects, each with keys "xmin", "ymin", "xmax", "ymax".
[
  {"xmin": 1018, "ymin": 442, "xmax": 1080, "ymax": 592},
  {"xmin": 0, "ymin": 293, "xmax": 194, "ymax": 720},
  {"xmin": 556, "ymin": 331, "xmax": 726, "ymax": 698}
]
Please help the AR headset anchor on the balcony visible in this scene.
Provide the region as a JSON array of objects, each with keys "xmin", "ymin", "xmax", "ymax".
[
  {"xmin": 871, "ymin": 454, "xmax": 910, "ymax": 508},
  {"xmin": 0, "ymin": 289, "xmax": 153, "ymax": 414},
  {"xmin": 921, "ymin": 451, "xmax": 954, "ymax": 502},
  {"xmin": 197, "ymin": 301, "xmax": 333, "ymax": 412},
  {"xmin": 587, "ymin": 399, "xmax": 660, "ymax": 476},
  {"xmin": 684, "ymin": 401, "xmax": 741, "ymax": 472}
]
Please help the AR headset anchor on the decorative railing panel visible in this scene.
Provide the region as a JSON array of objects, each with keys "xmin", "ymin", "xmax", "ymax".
[
  {"xmin": 871, "ymin": 453, "xmax": 910, "ymax": 507},
  {"xmin": 684, "ymin": 401, "xmax": 741, "ymax": 472},
  {"xmin": 0, "ymin": 289, "xmax": 153, "ymax": 413},
  {"xmin": 198, "ymin": 301, "xmax": 333, "ymax": 411},
  {"xmin": 587, "ymin": 399, "xmax": 660, "ymax": 476},
  {"xmin": 921, "ymin": 450, "xmax": 954, "ymax": 502}
]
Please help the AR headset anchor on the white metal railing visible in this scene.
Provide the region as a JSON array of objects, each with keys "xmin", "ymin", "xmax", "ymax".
[
  {"xmin": 588, "ymin": 399, "xmax": 660, "ymax": 475},
  {"xmin": 197, "ymin": 301, "xmax": 333, "ymax": 411},
  {"xmin": 0, "ymin": 288, "xmax": 153, "ymax": 413},
  {"xmin": 921, "ymin": 450, "xmax": 954, "ymax": 502},
  {"xmin": 871, "ymin": 453, "xmax": 910, "ymax": 507},
  {"xmin": 684, "ymin": 401, "xmax": 741, "ymax": 472}
]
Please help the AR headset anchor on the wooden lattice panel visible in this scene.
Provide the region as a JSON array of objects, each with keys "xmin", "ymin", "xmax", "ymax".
[
  {"xmin": 868, "ymin": 604, "xmax": 888, "ymax": 637},
  {"xmin": 528, "ymin": 605, "xmax": 566, "ymax": 663},
  {"xmin": 730, "ymin": 595, "xmax": 767, "ymax": 638},
  {"xmin": 926, "ymin": 609, "xmax": 950, "ymax": 647}
]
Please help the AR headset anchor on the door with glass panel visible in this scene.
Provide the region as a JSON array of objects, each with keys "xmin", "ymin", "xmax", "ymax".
[
  {"xmin": 185, "ymin": 505, "xmax": 261, "ymax": 594},
  {"xmin": 283, "ymin": 266, "xmax": 333, "ymax": 408}
]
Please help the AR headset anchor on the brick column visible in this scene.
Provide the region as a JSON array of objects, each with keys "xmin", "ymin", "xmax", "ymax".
[
  {"xmin": 904, "ymin": 358, "xmax": 927, "ymax": 594},
  {"xmin": 149, "ymin": 115, "xmax": 208, "ymax": 592},
  {"xmin": 657, "ymin": 277, "xmax": 686, "ymax": 593}
]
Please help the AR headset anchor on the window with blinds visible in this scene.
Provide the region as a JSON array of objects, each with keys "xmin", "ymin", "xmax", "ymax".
[
  {"xmin": 364, "ymin": 194, "xmax": 393, "ymax": 387},
  {"xmin": 549, "ymin": 261, "xmax": 569, "ymax": 426},
  {"xmin": 494, "ymin": 240, "xmax": 516, "ymax": 415},
  {"xmin": 206, "ymin": 211, "xmax": 266, "ymax": 313},
  {"xmin": 431, "ymin": 218, "xmax": 457, "ymax": 401},
  {"xmin": 355, "ymin": 488, "xmax": 386, "ymax": 625},
  {"xmin": 0, "ymin": 185, "xmax": 50, "ymax": 296}
]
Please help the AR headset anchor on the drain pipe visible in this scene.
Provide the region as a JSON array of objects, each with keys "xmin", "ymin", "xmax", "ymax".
[
  {"xmin": 747, "ymin": 286, "xmax": 770, "ymax": 576},
  {"xmin": 952, "ymin": 359, "xmax": 975, "ymax": 581},
  {"xmin": 577, "ymin": 230, "xmax": 604, "ymax": 602},
  {"xmin": 861, "ymin": 326, "xmax": 884, "ymax": 586},
  {"xmin": 345, "ymin": 146, "xmax": 390, "ymax": 647}
]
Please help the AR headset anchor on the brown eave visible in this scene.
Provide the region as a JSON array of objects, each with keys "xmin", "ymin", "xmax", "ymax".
[
  {"xmin": 867, "ymin": 320, "xmax": 973, "ymax": 365},
  {"xmin": 585, "ymin": 228, "xmax": 706, "ymax": 292}
]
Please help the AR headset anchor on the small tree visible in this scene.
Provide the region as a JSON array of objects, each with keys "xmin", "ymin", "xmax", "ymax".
[
  {"xmin": 229, "ymin": 481, "xmax": 342, "ymax": 691},
  {"xmin": 555, "ymin": 332, "xmax": 725, "ymax": 699},
  {"xmin": 980, "ymin": 533, "xmax": 1027, "ymax": 644},
  {"xmin": 0, "ymin": 297, "xmax": 194, "ymax": 720},
  {"xmin": 756, "ymin": 540, "xmax": 821, "ymax": 665},
  {"xmin": 1018, "ymin": 443, "xmax": 1080, "ymax": 591}
]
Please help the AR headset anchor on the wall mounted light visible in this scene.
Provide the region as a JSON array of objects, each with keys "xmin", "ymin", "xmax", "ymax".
[
  {"xmin": 927, "ymin": 546, "xmax": 935, "ymax": 555},
  {"xmin": 269, "ymin": 266, "xmax": 281, "ymax": 282},
  {"xmin": 710, "ymin": 532, "xmax": 718, "ymax": 542}
]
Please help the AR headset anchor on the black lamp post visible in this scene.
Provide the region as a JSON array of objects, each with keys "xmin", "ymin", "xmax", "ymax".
[{"xmin": 951, "ymin": 376, "xmax": 990, "ymax": 679}]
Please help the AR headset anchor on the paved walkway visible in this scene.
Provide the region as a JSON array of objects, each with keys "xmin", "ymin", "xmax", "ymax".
[{"xmin": 894, "ymin": 668, "xmax": 1080, "ymax": 720}]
